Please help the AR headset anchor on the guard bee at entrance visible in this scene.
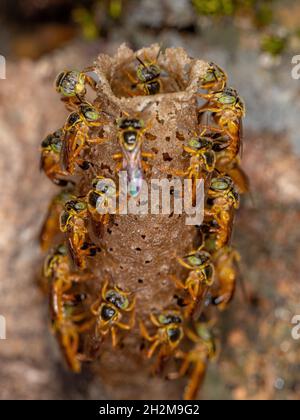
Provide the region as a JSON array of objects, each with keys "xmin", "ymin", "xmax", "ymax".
[
  {"xmin": 113, "ymin": 118, "xmax": 153, "ymax": 198},
  {"xmin": 125, "ymin": 50, "xmax": 162, "ymax": 96},
  {"xmin": 135, "ymin": 55, "xmax": 162, "ymax": 95}
]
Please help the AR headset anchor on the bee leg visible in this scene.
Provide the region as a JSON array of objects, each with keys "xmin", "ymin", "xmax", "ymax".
[
  {"xmin": 115, "ymin": 321, "xmax": 132, "ymax": 331},
  {"xmin": 85, "ymin": 74, "xmax": 98, "ymax": 91},
  {"xmin": 90, "ymin": 300, "xmax": 100, "ymax": 316},
  {"xmin": 141, "ymin": 161, "xmax": 151, "ymax": 173},
  {"xmin": 115, "ymin": 161, "xmax": 123, "ymax": 172},
  {"xmin": 168, "ymin": 354, "xmax": 190, "ymax": 380},
  {"xmin": 111, "ymin": 326, "xmax": 118, "ymax": 347},
  {"xmin": 64, "ymin": 329, "xmax": 81, "ymax": 373},
  {"xmin": 87, "ymin": 137, "xmax": 107, "ymax": 145},
  {"xmin": 124, "ymin": 69, "xmax": 138, "ymax": 86},
  {"xmin": 124, "ymin": 296, "xmax": 136, "ymax": 313},
  {"xmin": 113, "ymin": 153, "xmax": 123, "ymax": 161},
  {"xmin": 152, "ymin": 347, "xmax": 169, "ymax": 375},
  {"xmin": 198, "ymin": 106, "xmax": 220, "ymax": 114},
  {"xmin": 140, "ymin": 321, "xmax": 156, "ymax": 342},
  {"xmin": 101, "ymin": 279, "xmax": 109, "ymax": 300},
  {"xmin": 73, "ymin": 134, "xmax": 86, "ymax": 159},
  {"xmin": 184, "ymin": 361, "xmax": 207, "ymax": 401},
  {"xmin": 142, "ymin": 152, "xmax": 154, "ymax": 159},
  {"xmin": 61, "ymin": 97, "xmax": 78, "ymax": 112},
  {"xmin": 197, "ymin": 92, "xmax": 213, "ymax": 101},
  {"xmin": 147, "ymin": 339, "xmax": 161, "ymax": 359},
  {"xmin": 77, "ymin": 319, "xmax": 95, "ymax": 333},
  {"xmin": 200, "ymin": 125, "xmax": 224, "ymax": 135},
  {"xmin": 169, "ymin": 274, "xmax": 186, "ymax": 291},
  {"xmin": 188, "ymin": 281, "xmax": 200, "ymax": 301},
  {"xmin": 159, "ymin": 166, "xmax": 188, "ymax": 178},
  {"xmin": 101, "ymin": 213, "xmax": 110, "ymax": 225}
]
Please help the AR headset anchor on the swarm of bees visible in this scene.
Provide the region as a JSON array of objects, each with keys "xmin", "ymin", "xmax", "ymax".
[{"xmin": 39, "ymin": 53, "xmax": 246, "ymax": 400}]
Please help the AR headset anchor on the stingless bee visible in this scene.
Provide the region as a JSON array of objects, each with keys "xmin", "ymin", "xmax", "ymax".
[
  {"xmin": 198, "ymin": 87, "xmax": 245, "ymax": 160},
  {"xmin": 184, "ymin": 135, "xmax": 216, "ymax": 174},
  {"xmin": 40, "ymin": 189, "xmax": 75, "ymax": 252},
  {"xmin": 169, "ymin": 322, "xmax": 217, "ymax": 400},
  {"xmin": 207, "ymin": 175, "xmax": 240, "ymax": 208},
  {"xmin": 55, "ymin": 69, "xmax": 97, "ymax": 110},
  {"xmin": 199, "ymin": 62, "xmax": 227, "ymax": 92},
  {"xmin": 90, "ymin": 280, "xmax": 135, "ymax": 347},
  {"xmin": 113, "ymin": 118, "xmax": 153, "ymax": 198},
  {"xmin": 126, "ymin": 50, "xmax": 162, "ymax": 96},
  {"xmin": 203, "ymin": 176, "xmax": 239, "ymax": 251},
  {"xmin": 140, "ymin": 310, "xmax": 184, "ymax": 374},
  {"xmin": 87, "ymin": 176, "xmax": 117, "ymax": 225},
  {"xmin": 211, "ymin": 246, "xmax": 241, "ymax": 311},
  {"xmin": 40, "ymin": 129, "xmax": 69, "ymax": 186},
  {"xmin": 60, "ymin": 199, "xmax": 100, "ymax": 269},
  {"xmin": 61, "ymin": 102, "xmax": 107, "ymax": 174},
  {"xmin": 171, "ymin": 246, "xmax": 215, "ymax": 317},
  {"xmin": 135, "ymin": 55, "xmax": 162, "ymax": 95},
  {"xmin": 45, "ymin": 244, "xmax": 93, "ymax": 372},
  {"xmin": 216, "ymin": 153, "xmax": 250, "ymax": 194},
  {"xmin": 161, "ymin": 127, "xmax": 221, "ymax": 205}
]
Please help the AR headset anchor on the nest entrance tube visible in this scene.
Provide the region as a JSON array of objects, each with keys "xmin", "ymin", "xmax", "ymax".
[{"xmin": 40, "ymin": 44, "xmax": 245, "ymax": 400}]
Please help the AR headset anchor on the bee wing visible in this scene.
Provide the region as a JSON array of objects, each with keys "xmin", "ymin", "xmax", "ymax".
[
  {"xmin": 184, "ymin": 361, "xmax": 207, "ymax": 401},
  {"xmin": 66, "ymin": 234, "xmax": 84, "ymax": 269},
  {"xmin": 61, "ymin": 133, "xmax": 72, "ymax": 172},
  {"xmin": 203, "ymin": 150, "xmax": 216, "ymax": 172},
  {"xmin": 39, "ymin": 203, "xmax": 57, "ymax": 251},
  {"xmin": 40, "ymin": 152, "xmax": 46, "ymax": 171},
  {"xmin": 61, "ymin": 131, "xmax": 74, "ymax": 173},
  {"xmin": 226, "ymin": 209, "xmax": 235, "ymax": 247},
  {"xmin": 238, "ymin": 118, "xmax": 244, "ymax": 158},
  {"xmin": 227, "ymin": 162, "xmax": 249, "ymax": 194}
]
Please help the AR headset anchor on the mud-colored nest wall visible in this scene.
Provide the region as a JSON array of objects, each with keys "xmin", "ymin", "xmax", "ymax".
[{"xmin": 39, "ymin": 44, "xmax": 245, "ymax": 400}]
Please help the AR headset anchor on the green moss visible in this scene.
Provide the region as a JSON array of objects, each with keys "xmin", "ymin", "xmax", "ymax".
[
  {"xmin": 109, "ymin": 0, "xmax": 123, "ymax": 19},
  {"xmin": 73, "ymin": 7, "xmax": 99, "ymax": 40},
  {"xmin": 192, "ymin": 0, "xmax": 274, "ymax": 26},
  {"xmin": 192, "ymin": 0, "xmax": 236, "ymax": 16},
  {"xmin": 261, "ymin": 34, "xmax": 288, "ymax": 56}
]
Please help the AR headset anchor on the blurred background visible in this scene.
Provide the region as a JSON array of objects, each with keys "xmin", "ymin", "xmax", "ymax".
[{"xmin": 0, "ymin": 0, "xmax": 300, "ymax": 400}]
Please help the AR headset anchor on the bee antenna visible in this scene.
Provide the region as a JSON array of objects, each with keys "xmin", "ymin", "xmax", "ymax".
[
  {"xmin": 101, "ymin": 110, "xmax": 115, "ymax": 119},
  {"xmin": 156, "ymin": 46, "xmax": 163, "ymax": 61},
  {"xmin": 136, "ymin": 56, "xmax": 145, "ymax": 67}
]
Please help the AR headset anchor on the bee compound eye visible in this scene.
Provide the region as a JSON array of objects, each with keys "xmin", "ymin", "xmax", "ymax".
[
  {"xmin": 75, "ymin": 202, "xmax": 86, "ymax": 212},
  {"xmin": 88, "ymin": 191, "xmax": 99, "ymax": 208},
  {"xmin": 168, "ymin": 327, "xmax": 181, "ymax": 342},
  {"xmin": 211, "ymin": 178, "xmax": 229, "ymax": 191},
  {"xmin": 101, "ymin": 305, "xmax": 116, "ymax": 321}
]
